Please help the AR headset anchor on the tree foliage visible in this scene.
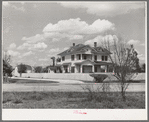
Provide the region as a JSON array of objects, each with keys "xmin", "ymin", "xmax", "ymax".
[
  {"xmin": 34, "ymin": 66, "xmax": 43, "ymax": 73},
  {"xmin": 18, "ymin": 63, "xmax": 27, "ymax": 76},
  {"xmin": 3, "ymin": 51, "xmax": 13, "ymax": 76}
]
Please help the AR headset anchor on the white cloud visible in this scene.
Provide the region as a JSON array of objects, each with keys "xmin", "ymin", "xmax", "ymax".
[
  {"xmin": 141, "ymin": 43, "xmax": 145, "ymax": 46},
  {"xmin": 138, "ymin": 54, "xmax": 145, "ymax": 61},
  {"xmin": 22, "ymin": 34, "xmax": 45, "ymax": 44},
  {"xmin": 12, "ymin": 5, "xmax": 25, "ymax": 12},
  {"xmin": 21, "ymin": 18, "xmax": 114, "ymax": 44},
  {"xmin": 7, "ymin": 50, "xmax": 20, "ymax": 57},
  {"xmin": 63, "ymin": 47, "xmax": 69, "ymax": 50},
  {"xmin": 85, "ymin": 35, "xmax": 118, "ymax": 47},
  {"xmin": 49, "ymin": 48, "xmax": 60, "ymax": 53},
  {"xmin": 59, "ymin": 2, "xmax": 144, "ymax": 17},
  {"xmin": 127, "ymin": 39, "xmax": 140, "ymax": 45},
  {"xmin": 43, "ymin": 18, "xmax": 115, "ymax": 35},
  {"xmin": 39, "ymin": 58, "xmax": 49, "ymax": 61},
  {"xmin": 3, "ymin": 2, "xmax": 25, "ymax": 12},
  {"xmin": 17, "ymin": 43, "xmax": 31, "ymax": 50},
  {"xmin": 33, "ymin": 42, "xmax": 47, "ymax": 49},
  {"xmin": 22, "ymin": 51, "xmax": 34, "ymax": 57},
  {"xmin": 17, "ymin": 42, "xmax": 47, "ymax": 51},
  {"xmin": 9, "ymin": 43, "xmax": 16, "ymax": 49}
]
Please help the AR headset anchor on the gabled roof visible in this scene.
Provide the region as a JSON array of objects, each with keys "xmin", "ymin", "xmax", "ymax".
[{"xmin": 58, "ymin": 44, "xmax": 112, "ymax": 56}]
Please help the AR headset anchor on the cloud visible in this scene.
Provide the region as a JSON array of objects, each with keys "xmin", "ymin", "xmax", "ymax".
[
  {"xmin": 3, "ymin": 2, "xmax": 25, "ymax": 12},
  {"xmin": 49, "ymin": 48, "xmax": 60, "ymax": 53},
  {"xmin": 17, "ymin": 43, "xmax": 31, "ymax": 50},
  {"xmin": 39, "ymin": 58, "xmax": 49, "ymax": 61},
  {"xmin": 11, "ymin": 5, "xmax": 25, "ymax": 12},
  {"xmin": 127, "ymin": 39, "xmax": 140, "ymax": 45},
  {"xmin": 59, "ymin": 2, "xmax": 144, "ymax": 17},
  {"xmin": 7, "ymin": 50, "xmax": 20, "ymax": 57},
  {"xmin": 17, "ymin": 42, "xmax": 47, "ymax": 51},
  {"xmin": 22, "ymin": 34, "xmax": 45, "ymax": 44},
  {"xmin": 21, "ymin": 18, "xmax": 114, "ymax": 44},
  {"xmin": 9, "ymin": 43, "xmax": 16, "ymax": 49},
  {"xmin": 43, "ymin": 18, "xmax": 115, "ymax": 35},
  {"xmin": 22, "ymin": 51, "xmax": 34, "ymax": 57},
  {"xmin": 138, "ymin": 54, "xmax": 145, "ymax": 61},
  {"xmin": 85, "ymin": 35, "xmax": 118, "ymax": 47},
  {"xmin": 141, "ymin": 43, "xmax": 145, "ymax": 46},
  {"xmin": 32, "ymin": 42, "xmax": 47, "ymax": 49},
  {"xmin": 44, "ymin": 32, "xmax": 84, "ymax": 42}
]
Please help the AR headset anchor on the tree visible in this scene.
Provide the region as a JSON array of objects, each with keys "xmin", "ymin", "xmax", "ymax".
[
  {"xmin": 3, "ymin": 51, "xmax": 13, "ymax": 77},
  {"xmin": 34, "ymin": 66, "xmax": 43, "ymax": 73},
  {"xmin": 141, "ymin": 63, "xmax": 145, "ymax": 72},
  {"xmin": 102, "ymin": 36, "xmax": 139, "ymax": 101},
  {"xmin": 18, "ymin": 63, "xmax": 27, "ymax": 77}
]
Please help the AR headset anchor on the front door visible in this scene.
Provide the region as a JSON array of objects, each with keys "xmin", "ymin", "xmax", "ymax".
[{"xmin": 83, "ymin": 65, "xmax": 92, "ymax": 73}]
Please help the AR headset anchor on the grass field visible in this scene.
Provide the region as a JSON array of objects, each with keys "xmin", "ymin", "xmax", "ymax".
[{"xmin": 3, "ymin": 92, "xmax": 145, "ymax": 109}]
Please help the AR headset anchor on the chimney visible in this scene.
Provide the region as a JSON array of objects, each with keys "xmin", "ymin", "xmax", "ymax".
[
  {"xmin": 94, "ymin": 42, "xmax": 97, "ymax": 47},
  {"xmin": 73, "ymin": 43, "xmax": 75, "ymax": 47},
  {"xmin": 130, "ymin": 44, "xmax": 133, "ymax": 48}
]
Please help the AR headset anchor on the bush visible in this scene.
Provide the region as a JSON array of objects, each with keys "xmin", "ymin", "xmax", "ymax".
[{"xmin": 90, "ymin": 74, "xmax": 108, "ymax": 83}]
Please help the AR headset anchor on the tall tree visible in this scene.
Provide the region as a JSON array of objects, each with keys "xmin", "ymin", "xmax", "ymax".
[
  {"xmin": 18, "ymin": 63, "xmax": 27, "ymax": 77},
  {"xmin": 3, "ymin": 51, "xmax": 13, "ymax": 77},
  {"xmin": 34, "ymin": 66, "xmax": 43, "ymax": 73},
  {"xmin": 102, "ymin": 35, "xmax": 139, "ymax": 101},
  {"xmin": 141, "ymin": 63, "xmax": 145, "ymax": 72}
]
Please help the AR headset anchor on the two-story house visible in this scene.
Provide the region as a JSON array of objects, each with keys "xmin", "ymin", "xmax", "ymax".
[{"xmin": 53, "ymin": 42, "xmax": 112, "ymax": 73}]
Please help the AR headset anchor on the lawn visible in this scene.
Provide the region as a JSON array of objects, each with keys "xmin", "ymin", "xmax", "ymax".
[{"xmin": 3, "ymin": 92, "xmax": 145, "ymax": 109}]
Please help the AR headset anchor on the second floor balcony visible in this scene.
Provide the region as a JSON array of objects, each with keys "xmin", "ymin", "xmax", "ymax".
[{"xmin": 57, "ymin": 54, "xmax": 109, "ymax": 64}]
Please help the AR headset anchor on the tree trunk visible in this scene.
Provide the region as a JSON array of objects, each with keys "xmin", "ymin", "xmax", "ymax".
[{"xmin": 121, "ymin": 87, "xmax": 126, "ymax": 101}]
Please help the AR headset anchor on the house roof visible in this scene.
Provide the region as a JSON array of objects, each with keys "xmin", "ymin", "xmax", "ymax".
[{"xmin": 58, "ymin": 44, "xmax": 112, "ymax": 56}]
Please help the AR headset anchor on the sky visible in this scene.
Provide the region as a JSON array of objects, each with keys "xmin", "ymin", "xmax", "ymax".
[{"xmin": 2, "ymin": 1, "xmax": 146, "ymax": 67}]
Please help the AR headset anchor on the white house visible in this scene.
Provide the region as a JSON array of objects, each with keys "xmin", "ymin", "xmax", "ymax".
[{"xmin": 52, "ymin": 42, "xmax": 112, "ymax": 73}]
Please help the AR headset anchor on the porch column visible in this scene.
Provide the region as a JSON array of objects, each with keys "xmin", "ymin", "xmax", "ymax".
[
  {"xmin": 92, "ymin": 65, "xmax": 94, "ymax": 73},
  {"xmin": 80, "ymin": 54, "xmax": 82, "ymax": 60},
  {"xmin": 68, "ymin": 64, "xmax": 70, "ymax": 73},
  {"xmin": 61, "ymin": 66, "xmax": 64, "ymax": 73},
  {"xmin": 75, "ymin": 65, "xmax": 77, "ymax": 73},
  {"xmin": 105, "ymin": 65, "xmax": 107, "ymax": 73},
  {"xmin": 80, "ymin": 64, "xmax": 83, "ymax": 73}
]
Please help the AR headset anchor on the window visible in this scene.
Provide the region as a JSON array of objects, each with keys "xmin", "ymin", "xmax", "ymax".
[
  {"xmin": 71, "ymin": 55, "xmax": 74, "ymax": 61},
  {"xmin": 95, "ymin": 66, "xmax": 97, "ymax": 72},
  {"xmin": 71, "ymin": 67, "xmax": 75, "ymax": 73},
  {"xmin": 94, "ymin": 55, "xmax": 97, "ymax": 61},
  {"xmin": 102, "ymin": 56, "xmax": 108, "ymax": 61},
  {"xmin": 102, "ymin": 56, "xmax": 104, "ymax": 61},
  {"xmin": 105, "ymin": 56, "xmax": 108, "ymax": 61},
  {"xmin": 78, "ymin": 54, "xmax": 81, "ymax": 60},
  {"xmin": 83, "ymin": 55, "xmax": 87, "ymax": 60},
  {"xmin": 62, "ymin": 56, "xmax": 65, "ymax": 61}
]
